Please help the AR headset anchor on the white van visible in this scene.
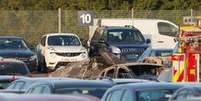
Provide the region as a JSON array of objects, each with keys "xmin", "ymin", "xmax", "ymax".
[{"xmin": 89, "ymin": 18, "xmax": 178, "ymax": 50}]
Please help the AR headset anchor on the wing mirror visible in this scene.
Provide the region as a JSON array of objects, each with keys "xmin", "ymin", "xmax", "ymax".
[
  {"xmin": 146, "ymin": 39, "xmax": 151, "ymax": 44},
  {"xmin": 98, "ymin": 39, "xmax": 105, "ymax": 43}
]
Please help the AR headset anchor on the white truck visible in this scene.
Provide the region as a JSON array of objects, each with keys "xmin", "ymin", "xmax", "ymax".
[
  {"xmin": 88, "ymin": 18, "xmax": 179, "ymax": 51},
  {"xmin": 37, "ymin": 33, "xmax": 89, "ymax": 71}
]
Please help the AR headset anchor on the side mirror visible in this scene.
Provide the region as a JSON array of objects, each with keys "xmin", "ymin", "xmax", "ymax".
[
  {"xmin": 98, "ymin": 39, "xmax": 105, "ymax": 43},
  {"xmin": 146, "ymin": 39, "xmax": 151, "ymax": 44},
  {"xmin": 29, "ymin": 45, "xmax": 35, "ymax": 51}
]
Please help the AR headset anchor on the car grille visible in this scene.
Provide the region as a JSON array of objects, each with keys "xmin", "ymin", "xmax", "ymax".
[
  {"xmin": 120, "ymin": 48, "xmax": 145, "ymax": 54},
  {"xmin": 55, "ymin": 53, "xmax": 81, "ymax": 57}
]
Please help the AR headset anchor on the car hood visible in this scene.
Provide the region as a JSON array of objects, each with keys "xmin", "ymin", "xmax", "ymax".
[
  {"xmin": 48, "ymin": 46, "xmax": 87, "ymax": 53},
  {"xmin": 0, "ymin": 49, "xmax": 34, "ymax": 58}
]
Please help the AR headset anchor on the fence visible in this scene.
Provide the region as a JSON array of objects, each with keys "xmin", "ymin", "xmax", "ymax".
[{"xmin": 0, "ymin": 10, "xmax": 200, "ymax": 44}]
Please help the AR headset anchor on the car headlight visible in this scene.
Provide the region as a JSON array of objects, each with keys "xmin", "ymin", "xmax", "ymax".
[
  {"xmin": 30, "ymin": 55, "xmax": 37, "ymax": 61},
  {"xmin": 110, "ymin": 46, "xmax": 121, "ymax": 54},
  {"xmin": 81, "ymin": 52, "xmax": 88, "ymax": 58}
]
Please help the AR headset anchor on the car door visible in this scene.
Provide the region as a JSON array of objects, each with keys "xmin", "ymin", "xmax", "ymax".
[
  {"xmin": 37, "ymin": 36, "xmax": 47, "ymax": 61},
  {"xmin": 90, "ymin": 29, "xmax": 102, "ymax": 56}
]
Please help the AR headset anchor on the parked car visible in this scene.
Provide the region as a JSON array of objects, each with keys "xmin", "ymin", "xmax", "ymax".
[
  {"xmin": 0, "ymin": 58, "xmax": 31, "ymax": 76},
  {"xmin": 101, "ymin": 83, "xmax": 184, "ymax": 101},
  {"xmin": 98, "ymin": 62, "xmax": 162, "ymax": 81},
  {"xmin": 37, "ymin": 33, "xmax": 89, "ymax": 71},
  {"xmin": 89, "ymin": 26, "xmax": 150, "ymax": 63},
  {"xmin": 169, "ymin": 86, "xmax": 201, "ymax": 101},
  {"xmin": 4, "ymin": 77, "xmax": 74, "ymax": 94},
  {"xmin": 25, "ymin": 79, "xmax": 113, "ymax": 98},
  {"xmin": 0, "ymin": 76, "xmax": 27, "ymax": 89},
  {"xmin": 0, "ymin": 36, "xmax": 38, "ymax": 72},
  {"xmin": 0, "ymin": 94, "xmax": 100, "ymax": 101}
]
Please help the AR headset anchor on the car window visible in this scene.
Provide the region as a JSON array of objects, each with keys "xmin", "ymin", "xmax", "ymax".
[
  {"xmin": 109, "ymin": 90, "xmax": 124, "ymax": 101},
  {"xmin": 0, "ymin": 81, "xmax": 11, "ymax": 89},
  {"xmin": 0, "ymin": 63, "xmax": 29, "ymax": 75},
  {"xmin": 48, "ymin": 35, "xmax": 80, "ymax": 46},
  {"xmin": 0, "ymin": 38, "xmax": 27, "ymax": 49},
  {"xmin": 174, "ymin": 89, "xmax": 188, "ymax": 101},
  {"xmin": 122, "ymin": 90, "xmax": 133, "ymax": 101},
  {"xmin": 118, "ymin": 68, "xmax": 132, "ymax": 78},
  {"xmin": 158, "ymin": 22, "xmax": 178, "ymax": 37},
  {"xmin": 55, "ymin": 87, "xmax": 108, "ymax": 99},
  {"xmin": 40, "ymin": 36, "xmax": 46, "ymax": 46},
  {"xmin": 105, "ymin": 68, "xmax": 115, "ymax": 78},
  {"xmin": 30, "ymin": 86, "xmax": 44, "ymax": 94},
  {"xmin": 137, "ymin": 89, "xmax": 174, "ymax": 101},
  {"xmin": 41, "ymin": 86, "xmax": 51, "ymax": 94},
  {"xmin": 106, "ymin": 29, "xmax": 145, "ymax": 43},
  {"xmin": 12, "ymin": 81, "xmax": 25, "ymax": 91},
  {"xmin": 105, "ymin": 92, "xmax": 112, "ymax": 101}
]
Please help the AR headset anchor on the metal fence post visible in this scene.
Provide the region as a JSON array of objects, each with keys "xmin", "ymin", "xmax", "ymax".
[{"xmin": 58, "ymin": 8, "xmax": 62, "ymax": 33}]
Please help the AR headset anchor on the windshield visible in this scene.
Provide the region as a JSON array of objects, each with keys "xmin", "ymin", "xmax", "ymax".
[
  {"xmin": 0, "ymin": 62, "xmax": 29, "ymax": 75},
  {"xmin": 55, "ymin": 87, "xmax": 108, "ymax": 98},
  {"xmin": 48, "ymin": 35, "xmax": 81, "ymax": 46},
  {"xmin": 0, "ymin": 39, "xmax": 27, "ymax": 49},
  {"xmin": 106, "ymin": 29, "xmax": 145, "ymax": 43}
]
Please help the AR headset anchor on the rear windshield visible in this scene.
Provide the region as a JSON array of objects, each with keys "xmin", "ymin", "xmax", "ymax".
[
  {"xmin": 106, "ymin": 29, "xmax": 145, "ymax": 43},
  {"xmin": 0, "ymin": 62, "xmax": 29, "ymax": 75},
  {"xmin": 55, "ymin": 87, "xmax": 108, "ymax": 98},
  {"xmin": 137, "ymin": 89, "xmax": 176, "ymax": 101},
  {"xmin": 0, "ymin": 38, "xmax": 27, "ymax": 49},
  {"xmin": 48, "ymin": 35, "xmax": 81, "ymax": 46}
]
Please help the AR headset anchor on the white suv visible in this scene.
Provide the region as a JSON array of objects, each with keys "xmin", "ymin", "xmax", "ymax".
[{"xmin": 37, "ymin": 33, "xmax": 89, "ymax": 70}]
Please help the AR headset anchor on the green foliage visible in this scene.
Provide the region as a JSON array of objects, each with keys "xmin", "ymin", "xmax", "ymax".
[{"xmin": 0, "ymin": 0, "xmax": 200, "ymax": 10}]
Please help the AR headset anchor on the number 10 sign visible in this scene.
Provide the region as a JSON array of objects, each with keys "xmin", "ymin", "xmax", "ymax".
[{"xmin": 78, "ymin": 11, "xmax": 94, "ymax": 26}]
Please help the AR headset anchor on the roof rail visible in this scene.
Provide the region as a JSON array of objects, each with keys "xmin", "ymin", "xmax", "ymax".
[
  {"xmin": 96, "ymin": 76, "xmax": 113, "ymax": 82},
  {"xmin": 124, "ymin": 25, "xmax": 135, "ymax": 28}
]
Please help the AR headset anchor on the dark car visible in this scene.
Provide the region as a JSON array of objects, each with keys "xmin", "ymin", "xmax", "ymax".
[
  {"xmin": 0, "ymin": 94, "xmax": 100, "ymax": 101},
  {"xmin": 170, "ymin": 85, "xmax": 201, "ymax": 101},
  {"xmin": 89, "ymin": 26, "xmax": 150, "ymax": 63},
  {"xmin": 101, "ymin": 83, "xmax": 184, "ymax": 101},
  {"xmin": 0, "ymin": 36, "xmax": 38, "ymax": 72},
  {"xmin": 25, "ymin": 79, "xmax": 113, "ymax": 98},
  {"xmin": 0, "ymin": 58, "xmax": 31, "ymax": 76},
  {"xmin": 0, "ymin": 76, "xmax": 27, "ymax": 89}
]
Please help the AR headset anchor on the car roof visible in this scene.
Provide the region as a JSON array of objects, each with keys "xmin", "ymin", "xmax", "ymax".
[
  {"xmin": 31, "ymin": 79, "xmax": 113, "ymax": 89},
  {"xmin": 4, "ymin": 94, "xmax": 100, "ymax": 101},
  {"xmin": 0, "ymin": 75, "xmax": 27, "ymax": 81},
  {"xmin": 101, "ymin": 26, "xmax": 139, "ymax": 30},
  {"xmin": 110, "ymin": 82, "xmax": 184, "ymax": 91},
  {"xmin": 0, "ymin": 36, "xmax": 23, "ymax": 39},
  {"xmin": 112, "ymin": 79, "xmax": 152, "ymax": 85},
  {"xmin": 113, "ymin": 62, "xmax": 162, "ymax": 68},
  {"xmin": 43, "ymin": 33, "xmax": 78, "ymax": 37}
]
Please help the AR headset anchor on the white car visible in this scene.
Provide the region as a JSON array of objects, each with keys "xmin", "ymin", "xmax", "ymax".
[{"xmin": 37, "ymin": 33, "xmax": 89, "ymax": 71}]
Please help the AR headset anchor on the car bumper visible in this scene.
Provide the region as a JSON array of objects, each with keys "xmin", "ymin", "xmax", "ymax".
[{"xmin": 45, "ymin": 54, "xmax": 89, "ymax": 70}]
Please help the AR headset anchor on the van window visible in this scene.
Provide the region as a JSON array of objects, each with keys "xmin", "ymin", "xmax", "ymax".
[{"xmin": 158, "ymin": 22, "xmax": 178, "ymax": 37}]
